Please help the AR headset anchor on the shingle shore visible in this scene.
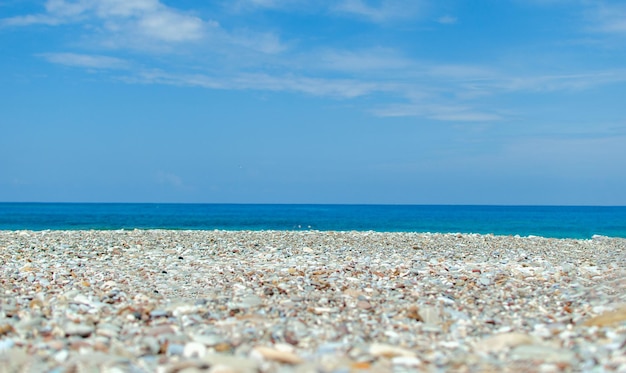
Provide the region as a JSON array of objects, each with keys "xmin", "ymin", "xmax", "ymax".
[{"xmin": 1, "ymin": 230, "xmax": 625, "ymax": 372}]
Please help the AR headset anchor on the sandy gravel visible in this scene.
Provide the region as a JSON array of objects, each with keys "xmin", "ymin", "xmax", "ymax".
[{"xmin": 1, "ymin": 230, "xmax": 625, "ymax": 372}]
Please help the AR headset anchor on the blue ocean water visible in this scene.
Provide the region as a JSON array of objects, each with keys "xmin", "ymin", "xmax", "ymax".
[{"xmin": 1, "ymin": 203, "xmax": 625, "ymax": 239}]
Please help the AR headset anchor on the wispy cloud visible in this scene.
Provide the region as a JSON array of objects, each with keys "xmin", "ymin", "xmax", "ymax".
[
  {"xmin": 333, "ymin": 0, "xmax": 422, "ymax": 23},
  {"xmin": 1, "ymin": 13, "xmax": 63, "ymax": 26},
  {"xmin": 40, "ymin": 53, "xmax": 130, "ymax": 69},
  {"xmin": 496, "ymin": 70, "xmax": 626, "ymax": 92},
  {"xmin": 371, "ymin": 103, "xmax": 502, "ymax": 122},
  {"xmin": 231, "ymin": 0, "xmax": 305, "ymax": 11},
  {"xmin": 128, "ymin": 69, "xmax": 382, "ymax": 98},
  {"xmin": 134, "ymin": 11, "xmax": 205, "ymax": 42},
  {"xmin": 230, "ymin": 0, "xmax": 425, "ymax": 23},
  {"xmin": 3, "ymin": 0, "xmax": 626, "ymax": 123}
]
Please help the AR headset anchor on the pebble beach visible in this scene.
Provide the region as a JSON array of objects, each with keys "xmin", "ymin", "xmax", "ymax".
[{"xmin": 1, "ymin": 230, "xmax": 625, "ymax": 373}]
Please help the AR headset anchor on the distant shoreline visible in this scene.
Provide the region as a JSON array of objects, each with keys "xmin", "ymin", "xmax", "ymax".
[
  {"xmin": 2, "ymin": 203, "xmax": 625, "ymax": 238},
  {"xmin": 1, "ymin": 228, "xmax": 625, "ymax": 241}
]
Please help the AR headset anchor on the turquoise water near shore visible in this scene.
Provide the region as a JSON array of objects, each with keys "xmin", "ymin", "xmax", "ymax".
[{"xmin": 1, "ymin": 203, "xmax": 625, "ymax": 239}]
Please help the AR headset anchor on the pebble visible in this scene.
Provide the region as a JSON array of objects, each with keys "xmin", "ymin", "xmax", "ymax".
[
  {"xmin": 475, "ymin": 332, "xmax": 535, "ymax": 353},
  {"xmin": 64, "ymin": 323, "xmax": 94, "ymax": 337},
  {"xmin": 0, "ymin": 229, "xmax": 624, "ymax": 372},
  {"xmin": 583, "ymin": 307, "xmax": 626, "ymax": 327},
  {"xmin": 418, "ymin": 305, "xmax": 441, "ymax": 326},
  {"xmin": 511, "ymin": 344, "xmax": 577, "ymax": 364},
  {"xmin": 0, "ymin": 339, "xmax": 15, "ymax": 351},
  {"xmin": 369, "ymin": 343, "xmax": 416, "ymax": 358},
  {"xmin": 183, "ymin": 342, "xmax": 207, "ymax": 358},
  {"xmin": 392, "ymin": 356, "xmax": 422, "ymax": 367},
  {"xmin": 252, "ymin": 346, "xmax": 304, "ymax": 364}
]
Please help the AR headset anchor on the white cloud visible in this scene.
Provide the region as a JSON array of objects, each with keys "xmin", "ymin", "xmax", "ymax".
[
  {"xmin": 0, "ymin": 14, "xmax": 63, "ymax": 26},
  {"xmin": 129, "ymin": 69, "xmax": 381, "ymax": 98},
  {"xmin": 44, "ymin": 0, "xmax": 91, "ymax": 18},
  {"xmin": 371, "ymin": 103, "xmax": 502, "ymax": 122},
  {"xmin": 40, "ymin": 52, "xmax": 130, "ymax": 69},
  {"xmin": 430, "ymin": 111, "xmax": 502, "ymax": 122},
  {"xmin": 497, "ymin": 70, "xmax": 626, "ymax": 92},
  {"xmin": 2, "ymin": 0, "xmax": 208, "ymax": 43},
  {"xmin": 120, "ymin": 49, "xmax": 626, "ymax": 122},
  {"xmin": 94, "ymin": 0, "xmax": 158, "ymax": 17},
  {"xmin": 2, "ymin": 0, "xmax": 293, "ymax": 59},
  {"xmin": 135, "ymin": 11, "xmax": 204, "ymax": 42},
  {"xmin": 97, "ymin": 0, "xmax": 206, "ymax": 43},
  {"xmin": 333, "ymin": 0, "xmax": 422, "ymax": 23},
  {"xmin": 232, "ymin": 0, "xmax": 300, "ymax": 10},
  {"xmin": 230, "ymin": 0, "xmax": 424, "ymax": 22},
  {"xmin": 4, "ymin": 0, "xmax": 626, "ymax": 125}
]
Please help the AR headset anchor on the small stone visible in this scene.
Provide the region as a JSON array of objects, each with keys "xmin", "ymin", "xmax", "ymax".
[
  {"xmin": 208, "ymin": 365, "xmax": 240, "ymax": 373},
  {"xmin": 252, "ymin": 346, "xmax": 304, "ymax": 364},
  {"xmin": 479, "ymin": 275, "xmax": 492, "ymax": 286},
  {"xmin": 406, "ymin": 306, "xmax": 423, "ymax": 321},
  {"xmin": 93, "ymin": 341, "xmax": 109, "ymax": 353},
  {"xmin": 193, "ymin": 334, "xmax": 225, "ymax": 347},
  {"xmin": 65, "ymin": 323, "xmax": 94, "ymax": 337},
  {"xmin": 53, "ymin": 349, "xmax": 69, "ymax": 363},
  {"xmin": 150, "ymin": 309, "xmax": 168, "ymax": 318},
  {"xmin": 0, "ymin": 339, "xmax": 15, "ymax": 351},
  {"xmin": 351, "ymin": 362, "xmax": 371, "ymax": 369},
  {"xmin": 357, "ymin": 300, "xmax": 372, "ymax": 310},
  {"xmin": 96, "ymin": 323, "xmax": 120, "ymax": 338},
  {"xmin": 0, "ymin": 324, "xmax": 15, "ymax": 336},
  {"xmin": 475, "ymin": 333, "xmax": 534, "ymax": 353},
  {"xmin": 418, "ymin": 305, "xmax": 441, "ymax": 325},
  {"xmin": 167, "ymin": 343, "xmax": 185, "ymax": 356},
  {"xmin": 214, "ymin": 343, "xmax": 232, "ymax": 353},
  {"xmin": 184, "ymin": 342, "xmax": 207, "ymax": 358},
  {"xmin": 369, "ymin": 343, "xmax": 416, "ymax": 358},
  {"xmin": 241, "ymin": 295, "xmax": 262, "ymax": 308},
  {"xmin": 145, "ymin": 325, "xmax": 176, "ymax": 336},
  {"xmin": 511, "ymin": 345, "xmax": 577, "ymax": 364},
  {"xmin": 140, "ymin": 336, "xmax": 161, "ymax": 355},
  {"xmin": 204, "ymin": 354, "xmax": 259, "ymax": 372},
  {"xmin": 583, "ymin": 307, "xmax": 626, "ymax": 327},
  {"xmin": 392, "ymin": 356, "xmax": 422, "ymax": 367},
  {"xmin": 165, "ymin": 361, "xmax": 211, "ymax": 372},
  {"xmin": 69, "ymin": 340, "xmax": 91, "ymax": 351}
]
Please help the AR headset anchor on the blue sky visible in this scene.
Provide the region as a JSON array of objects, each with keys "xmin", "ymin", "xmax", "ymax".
[{"xmin": 1, "ymin": 0, "xmax": 625, "ymax": 205}]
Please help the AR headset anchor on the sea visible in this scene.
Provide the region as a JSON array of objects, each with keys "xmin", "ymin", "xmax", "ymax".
[{"xmin": 1, "ymin": 203, "xmax": 625, "ymax": 239}]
